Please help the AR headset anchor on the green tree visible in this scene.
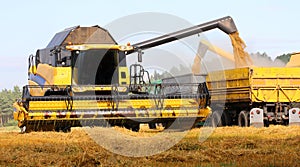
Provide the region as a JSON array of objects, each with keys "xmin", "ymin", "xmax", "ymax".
[
  {"xmin": 0, "ymin": 86, "xmax": 21, "ymax": 126},
  {"xmin": 275, "ymin": 53, "xmax": 292, "ymax": 64}
]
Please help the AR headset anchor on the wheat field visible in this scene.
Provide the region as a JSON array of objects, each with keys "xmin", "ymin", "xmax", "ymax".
[{"xmin": 0, "ymin": 125, "xmax": 300, "ymax": 167}]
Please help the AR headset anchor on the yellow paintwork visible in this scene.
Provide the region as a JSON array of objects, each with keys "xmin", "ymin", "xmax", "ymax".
[
  {"xmin": 207, "ymin": 67, "xmax": 300, "ymax": 103},
  {"xmin": 118, "ymin": 67, "xmax": 130, "ymax": 85},
  {"xmin": 29, "ymin": 65, "xmax": 72, "ymax": 96},
  {"xmin": 53, "ymin": 67, "xmax": 72, "ymax": 85},
  {"xmin": 13, "ymin": 102, "xmax": 28, "ymax": 127},
  {"xmin": 36, "ymin": 64, "xmax": 54, "ymax": 84},
  {"xmin": 13, "ymin": 98, "xmax": 211, "ymax": 123},
  {"xmin": 29, "ymin": 65, "xmax": 37, "ymax": 75},
  {"xmin": 27, "ymin": 98, "xmax": 199, "ymax": 111},
  {"xmin": 21, "ymin": 107, "xmax": 211, "ymax": 122},
  {"xmin": 71, "ymin": 85, "xmax": 128, "ymax": 93},
  {"xmin": 286, "ymin": 52, "xmax": 300, "ymax": 67},
  {"xmin": 28, "ymin": 80, "xmax": 46, "ymax": 96}
]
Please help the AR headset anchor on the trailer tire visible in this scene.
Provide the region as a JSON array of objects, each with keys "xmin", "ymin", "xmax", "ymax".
[
  {"xmin": 238, "ymin": 111, "xmax": 249, "ymax": 127},
  {"xmin": 222, "ymin": 112, "xmax": 232, "ymax": 126},
  {"xmin": 211, "ymin": 111, "xmax": 222, "ymax": 127},
  {"xmin": 264, "ymin": 119, "xmax": 270, "ymax": 127}
]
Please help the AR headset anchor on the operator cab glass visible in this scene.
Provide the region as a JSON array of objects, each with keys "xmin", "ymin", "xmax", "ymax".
[{"xmin": 71, "ymin": 49, "xmax": 124, "ymax": 85}]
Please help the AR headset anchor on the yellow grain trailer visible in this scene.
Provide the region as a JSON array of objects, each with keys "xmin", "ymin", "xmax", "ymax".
[{"xmin": 206, "ymin": 67, "xmax": 300, "ymax": 126}]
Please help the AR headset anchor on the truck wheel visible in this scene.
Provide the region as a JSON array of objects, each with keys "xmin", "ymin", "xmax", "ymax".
[
  {"xmin": 211, "ymin": 111, "xmax": 222, "ymax": 127},
  {"xmin": 238, "ymin": 110, "xmax": 249, "ymax": 127},
  {"xmin": 222, "ymin": 112, "xmax": 232, "ymax": 126},
  {"xmin": 264, "ymin": 119, "xmax": 270, "ymax": 127}
]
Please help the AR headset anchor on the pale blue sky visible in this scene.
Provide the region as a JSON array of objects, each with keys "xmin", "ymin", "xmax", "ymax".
[{"xmin": 0, "ymin": 0, "xmax": 299, "ymax": 89}]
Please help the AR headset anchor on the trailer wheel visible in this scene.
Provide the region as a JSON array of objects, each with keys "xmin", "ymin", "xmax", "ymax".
[
  {"xmin": 222, "ymin": 112, "xmax": 232, "ymax": 126},
  {"xmin": 263, "ymin": 119, "xmax": 270, "ymax": 127},
  {"xmin": 210, "ymin": 111, "xmax": 222, "ymax": 127},
  {"xmin": 238, "ymin": 110, "xmax": 249, "ymax": 127}
]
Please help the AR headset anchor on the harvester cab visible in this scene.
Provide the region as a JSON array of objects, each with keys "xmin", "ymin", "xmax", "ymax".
[
  {"xmin": 14, "ymin": 16, "xmax": 241, "ymax": 132},
  {"xmin": 27, "ymin": 26, "xmax": 132, "ymax": 96}
]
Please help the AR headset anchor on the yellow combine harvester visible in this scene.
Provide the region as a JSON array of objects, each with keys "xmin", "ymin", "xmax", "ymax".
[{"xmin": 13, "ymin": 16, "xmax": 241, "ymax": 132}]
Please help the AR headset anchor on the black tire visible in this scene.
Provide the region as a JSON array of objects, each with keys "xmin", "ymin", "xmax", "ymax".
[
  {"xmin": 162, "ymin": 121, "xmax": 173, "ymax": 129},
  {"xmin": 264, "ymin": 119, "xmax": 270, "ymax": 127},
  {"xmin": 124, "ymin": 122, "xmax": 140, "ymax": 132},
  {"xmin": 238, "ymin": 110, "xmax": 249, "ymax": 127},
  {"xmin": 221, "ymin": 112, "xmax": 232, "ymax": 126},
  {"xmin": 210, "ymin": 111, "xmax": 222, "ymax": 127},
  {"xmin": 62, "ymin": 126, "xmax": 71, "ymax": 133},
  {"xmin": 148, "ymin": 123, "xmax": 156, "ymax": 129},
  {"xmin": 283, "ymin": 119, "xmax": 289, "ymax": 126},
  {"xmin": 124, "ymin": 123, "xmax": 131, "ymax": 130},
  {"xmin": 131, "ymin": 124, "xmax": 140, "ymax": 132}
]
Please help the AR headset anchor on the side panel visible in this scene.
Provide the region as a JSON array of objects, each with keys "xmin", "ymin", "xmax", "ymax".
[
  {"xmin": 206, "ymin": 67, "xmax": 251, "ymax": 103},
  {"xmin": 251, "ymin": 67, "xmax": 300, "ymax": 103},
  {"xmin": 53, "ymin": 67, "xmax": 72, "ymax": 86}
]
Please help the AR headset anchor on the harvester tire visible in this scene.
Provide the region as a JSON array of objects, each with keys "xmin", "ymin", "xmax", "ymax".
[
  {"xmin": 131, "ymin": 124, "xmax": 140, "ymax": 132},
  {"xmin": 148, "ymin": 123, "xmax": 156, "ymax": 129},
  {"xmin": 124, "ymin": 123, "xmax": 140, "ymax": 132}
]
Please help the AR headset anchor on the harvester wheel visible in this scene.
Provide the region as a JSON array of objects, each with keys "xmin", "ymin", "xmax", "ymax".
[
  {"xmin": 20, "ymin": 126, "xmax": 26, "ymax": 133},
  {"xmin": 162, "ymin": 121, "xmax": 173, "ymax": 129},
  {"xmin": 148, "ymin": 123, "xmax": 156, "ymax": 129},
  {"xmin": 238, "ymin": 110, "xmax": 249, "ymax": 127},
  {"xmin": 124, "ymin": 123, "xmax": 140, "ymax": 132},
  {"xmin": 131, "ymin": 124, "xmax": 140, "ymax": 132},
  {"xmin": 55, "ymin": 126, "xmax": 71, "ymax": 133},
  {"xmin": 62, "ymin": 127, "xmax": 71, "ymax": 133},
  {"xmin": 25, "ymin": 124, "xmax": 33, "ymax": 133}
]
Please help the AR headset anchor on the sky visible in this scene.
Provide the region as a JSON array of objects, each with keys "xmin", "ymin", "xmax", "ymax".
[{"xmin": 0, "ymin": 0, "xmax": 300, "ymax": 90}]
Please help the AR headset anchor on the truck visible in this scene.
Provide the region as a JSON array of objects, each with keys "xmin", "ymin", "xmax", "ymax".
[{"xmin": 13, "ymin": 16, "xmax": 241, "ymax": 132}]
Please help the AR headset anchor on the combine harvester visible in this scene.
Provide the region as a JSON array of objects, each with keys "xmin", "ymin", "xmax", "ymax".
[{"xmin": 14, "ymin": 16, "xmax": 243, "ymax": 132}]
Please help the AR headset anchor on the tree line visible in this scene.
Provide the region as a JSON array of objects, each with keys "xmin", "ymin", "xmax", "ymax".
[{"xmin": 0, "ymin": 86, "xmax": 21, "ymax": 126}]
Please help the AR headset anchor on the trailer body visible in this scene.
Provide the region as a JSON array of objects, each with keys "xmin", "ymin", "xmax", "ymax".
[{"xmin": 206, "ymin": 67, "xmax": 300, "ymax": 126}]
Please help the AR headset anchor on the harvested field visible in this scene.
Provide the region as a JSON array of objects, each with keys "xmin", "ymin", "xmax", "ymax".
[{"xmin": 0, "ymin": 125, "xmax": 300, "ymax": 167}]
